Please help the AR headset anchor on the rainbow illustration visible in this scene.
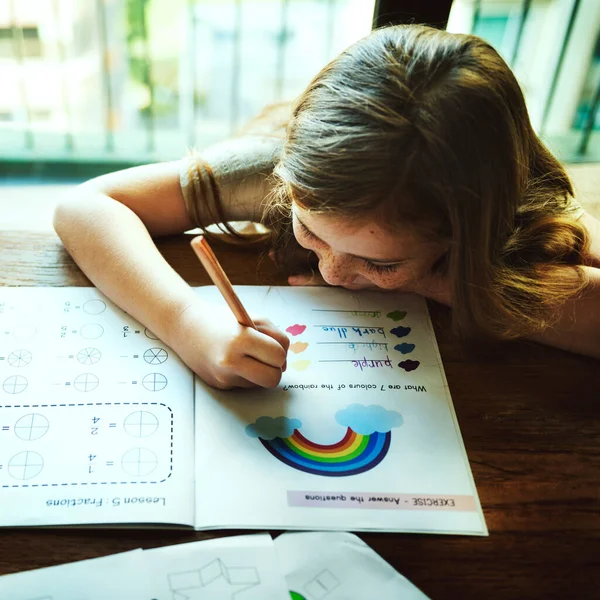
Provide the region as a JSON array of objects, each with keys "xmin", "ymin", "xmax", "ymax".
[
  {"xmin": 259, "ymin": 427, "xmax": 391, "ymax": 477},
  {"xmin": 246, "ymin": 405, "xmax": 402, "ymax": 477}
]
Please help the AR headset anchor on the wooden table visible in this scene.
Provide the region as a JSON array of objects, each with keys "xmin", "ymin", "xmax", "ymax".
[{"xmin": 1, "ymin": 221, "xmax": 599, "ymax": 599}]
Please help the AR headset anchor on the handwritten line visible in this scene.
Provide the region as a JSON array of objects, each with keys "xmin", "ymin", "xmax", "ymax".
[
  {"xmin": 314, "ymin": 324, "xmax": 382, "ymax": 328},
  {"xmin": 311, "ymin": 309, "xmax": 381, "ymax": 316},
  {"xmin": 316, "ymin": 342, "xmax": 388, "ymax": 346}
]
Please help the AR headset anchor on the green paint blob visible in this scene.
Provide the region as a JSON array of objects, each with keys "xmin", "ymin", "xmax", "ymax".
[
  {"xmin": 290, "ymin": 592, "xmax": 306, "ymax": 600},
  {"xmin": 386, "ymin": 310, "xmax": 407, "ymax": 321}
]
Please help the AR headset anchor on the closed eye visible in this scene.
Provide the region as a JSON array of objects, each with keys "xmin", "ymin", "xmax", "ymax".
[
  {"xmin": 363, "ymin": 261, "xmax": 401, "ymax": 274},
  {"xmin": 295, "ymin": 212, "xmax": 406, "ymax": 271},
  {"xmin": 297, "ymin": 220, "xmax": 322, "ymax": 243}
]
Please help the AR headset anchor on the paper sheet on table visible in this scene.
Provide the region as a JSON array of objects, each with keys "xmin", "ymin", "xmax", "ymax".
[
  {"xmin": 274, "ymin": 532, "xmax": 430, "ymax": 599},
  {"xmin": 0, "ymin": 549, "xmax": 149, "ymax": 600},
  {"xmin": 143, "ymin": 533, "xmax": 290, "ymax": 599}
]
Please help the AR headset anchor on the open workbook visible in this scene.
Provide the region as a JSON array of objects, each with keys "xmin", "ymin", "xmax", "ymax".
[{"xmin": 0, "ymin": 286, "xmax": 487, "ymax": 535}]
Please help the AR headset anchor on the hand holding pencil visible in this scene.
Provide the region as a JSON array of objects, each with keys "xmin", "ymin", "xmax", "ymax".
[{"xmin": 171, "ymin": 235, "xmax": 289, "ymax": 390}]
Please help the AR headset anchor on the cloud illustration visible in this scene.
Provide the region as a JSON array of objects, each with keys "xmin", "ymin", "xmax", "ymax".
[
  {"xmin": 335, "ymin": 404, "xmax": 403, "ymax": 435},
  {"xmin": 245, "ymin": 416, "xmax": 302, "ymax": 440}
]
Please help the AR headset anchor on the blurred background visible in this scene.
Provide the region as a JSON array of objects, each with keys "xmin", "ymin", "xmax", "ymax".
[{"xmin": 0, "ymin": 0, "xmax": 598, "ymax": 180}]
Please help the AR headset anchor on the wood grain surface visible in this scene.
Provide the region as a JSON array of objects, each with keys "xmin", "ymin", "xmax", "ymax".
[{"xmin": 1, "ymin": 227, "xmax": 599, "ymax": 600}]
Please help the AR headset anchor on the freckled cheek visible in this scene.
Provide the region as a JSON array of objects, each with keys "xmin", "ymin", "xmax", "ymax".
[{"xmin": 363, "ymin": 268, "xmax": 416, "ymax": 290}]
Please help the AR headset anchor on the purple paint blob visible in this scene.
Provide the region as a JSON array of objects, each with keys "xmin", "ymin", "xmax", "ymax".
[
  {"xmin": 394, "ymin": 343, "xmax": 415, "ymax": 354},
  {"xmin": 390, "ymin": 326, "xmax": 411, "ymax": 338},
  {"xmin": 398, "ymin": 359, "xmax": 420, "ymax": 372}
]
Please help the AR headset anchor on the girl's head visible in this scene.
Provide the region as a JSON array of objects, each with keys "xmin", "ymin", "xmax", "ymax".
[{"xmin": 269, "ymin": 24, "xmax": 588, "ymax": 340}]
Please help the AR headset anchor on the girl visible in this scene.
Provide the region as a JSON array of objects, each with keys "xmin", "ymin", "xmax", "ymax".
[{"xmin": 53, "ymin": 25, "xmax": 600, "ymax": 390}]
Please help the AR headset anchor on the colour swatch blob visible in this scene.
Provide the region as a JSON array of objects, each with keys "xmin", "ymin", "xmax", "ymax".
[
  {"xmin": 398, "ymin": 359, "xmax": 420, "ymax": 372},
  {"xmin": 394, "ymin": 343, "xmax": 415, "ymax": 354},
  {"xmin": 245, "ymin": 405, "xmax": 403, "ymax": 477},
  {"xmin": 291, "ymin": 360, "xmax": 311, "ymax": 371},
  {"xmin": 290, "ymin": 342, "xmax": 309, "ymax": 354},
  {"xmin": 386, "ymin": 310, "xmax": 407, "ymax": 321},
  {"xmin": 286, "ymin": 324, "xmax": 307, "ymax": 336},
  {"xmin": 390, "ymin": 326, "xmax": 411, "ymax": 338}
]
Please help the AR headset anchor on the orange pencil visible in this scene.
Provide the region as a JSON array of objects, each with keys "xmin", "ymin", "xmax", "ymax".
[{"xmin": 190, "ymin": 235, "xmax": 257, "ymax": 329}]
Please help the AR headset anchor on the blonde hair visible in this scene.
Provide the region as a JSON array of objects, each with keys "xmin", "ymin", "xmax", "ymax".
[{"xmin": 265, "ymin": 24, "xmax": 589, "ymax": 341}]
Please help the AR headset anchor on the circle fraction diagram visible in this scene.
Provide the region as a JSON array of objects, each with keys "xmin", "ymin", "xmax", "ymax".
[
  {"xmin": 143, "ymin": 347, "xmax": 168, "ymax": 365},
  {"xmin": 144, "ymin": 328, "xmax": 159, "ymax": 340},
  {"xmin": 77, "ymin": 347, "xmax": 102, "ymax": 365},
  {"xmin": 83, "ymin": 299, "xmax": 107, "ymax": 315},
  {"xmin": 124, "ymin": 411, "xmax": 159, "ymax": 438},
  {"xmin": 3, "ymin": 375, "xmax": 28, "ymax": 394},
  {"xmin": 8, "ymin": 349, "xmax": 32, "ymax": 367},
  {"xmin": 8, "ymin": 451, "xmax": 44, "ymax": 480},
  {"xmin": 142, "ymin": 373, "xmax": 167, "ymax": 392},
  {"xmin": 73, "ymin": 373, "xmax": 99, "ymax": 392},
  {"xmin": 121, "ymin": 448, "xmax": 158, "ymax": 476},
  {"xmin": 15, "ymin": 413, "xmax": 49, "ymax": 441}
]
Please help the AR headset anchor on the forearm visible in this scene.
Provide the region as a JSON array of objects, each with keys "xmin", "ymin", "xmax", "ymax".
[
  {"xmin": 53, "ymin": 189, "xmax": 198, "ymax": 344},
  {"xmin": 529, "ymin": 266, "xmax": 600, "ymax": 359}
]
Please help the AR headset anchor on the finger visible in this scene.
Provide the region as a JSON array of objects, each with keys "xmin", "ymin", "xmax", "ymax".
[
  {"xmin": 253, "ymin": 321, "xmax": 289, "ymax": 371},
  {"xmin": 243, "ymin": 327, "xmax": 287, "ymax": 368},
  {"xmin": 288, "ymin": 272, "xmax": 328, "ymax": 286},
  {"xmin": 235, "ymin": 355, "xmax": 283, "ymax": 388},
  {"xmin": 254, "ymin": 319, "xmax": 291, "ymax": 353}
]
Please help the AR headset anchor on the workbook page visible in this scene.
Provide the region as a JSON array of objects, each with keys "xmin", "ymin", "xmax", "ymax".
[
  {"xmin": 0, "ymin": 550, "xmax": 150, "ymax": 600},
  {"xmin": 0, "ymin": 288, "xmax": 195, "ymax": 528},
  {"xmin": 193, "ymin": 286, "xmax": 486, "ymax": 535},
  {"xmin": 144, "ymin": 534, "xmax": 290, "ymax": 599}
]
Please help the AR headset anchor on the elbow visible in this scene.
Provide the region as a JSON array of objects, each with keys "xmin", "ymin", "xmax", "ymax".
[{"xmin": 52, "ymin": 182, "xmax": 107, "ymax": 244}]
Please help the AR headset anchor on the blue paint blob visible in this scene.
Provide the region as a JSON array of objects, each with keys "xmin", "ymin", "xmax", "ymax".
[
  {"xmin": 394, "ymin": 343, "xmax": 415, "ymax": 354},
  {"xmin": 390, "ymin": 326, "xmax": 411, "ymax": 338}
]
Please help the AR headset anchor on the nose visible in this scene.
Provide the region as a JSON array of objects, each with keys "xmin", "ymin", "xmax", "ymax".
[{"xmin": 318, "ymin": 252, "xmax": 356, "ymax": 286}]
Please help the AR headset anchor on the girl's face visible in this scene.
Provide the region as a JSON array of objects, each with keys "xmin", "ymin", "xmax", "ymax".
[{"xmin": 292, "ymin": 203, "xmax": 448, "ymax": 291}]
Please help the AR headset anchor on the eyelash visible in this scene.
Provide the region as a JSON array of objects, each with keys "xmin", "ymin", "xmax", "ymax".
[
  {"xmin": 363, "ymin": 262, "xmax": 400, "ymax": 274},
  {"xmin": 297, "ymin": 219, "xmax": 400, "ymax": 274}
]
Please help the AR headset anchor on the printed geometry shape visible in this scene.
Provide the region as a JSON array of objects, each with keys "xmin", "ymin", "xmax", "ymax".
[
  {"xmin": 121, "ymin": 447, "xmax": 158, "ymax": 476},
  {"xmin": 8, "ymin": 349, "xmax": 32, "ymax": 367},
  {"xmin": 3, "ymin": 375, "xmax": 28, "ymax": 394},
  {"xmin": 168, "ymin": 558, "xmax": 261, "ymax": 600},
  {"xmin": 142, "ymin": 373, "xmax": 168, "ymax": 392},
  {"xmin": 304, "ymin": 569, "xmax": 341, "ymax": 599},
  {"xmin": 259, "ymin": 427, "xmax": 391, "ymax": 477},
  {"xmin": 143, "ymin": 347, "xmax": 168, "ymax": 365},
  {"xmin": 14, "ymin": 413, "xmax": 49, "ymax": 441},
  {"xmin": 8, "ymin": 451, "xmax": 44, "ymax": 480},
  {"xmin": 80, "ymin": 323, "xmax": 104, "ymax": 339},
  {"xmin": 83, "ymin": 299, "xmax": 107, "ymax": 315},
  {"xmin": 123, "ymin": 410, "xmax": 159, "ymax": 438},
  {"xmin": 77, "ymin": 347, "xmax": 102, "ymax": 365},
  {"xmin": 73, "ymin": 373, "xmax": 99, "ymax": 392}
]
